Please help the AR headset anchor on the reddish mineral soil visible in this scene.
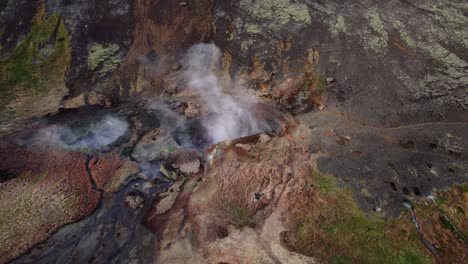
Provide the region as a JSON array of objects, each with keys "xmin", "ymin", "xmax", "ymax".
[{"xmin": 0, "ymin": 132, "xmax": 138, "ymax": 263}]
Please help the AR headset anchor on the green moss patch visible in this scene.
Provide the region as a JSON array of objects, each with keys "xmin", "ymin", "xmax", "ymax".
[
  {"xmin": 0, "ymin": 10, "xmax": 70, "ymax": 91},
  {"xmin": 0, "ymin": 4, "xmax": 71, "ymax": 122},
  {"xmin": 120, "ymin": 146, "xmax": 134, "ymax": 157},
  {"xmin": 325, "ymin": 214, "xmax": 430, "ymax": 264},
  {"xmin": 285, "ymin": 169, "xmax": 431, "ymax": 263},
  {"xmin": 302, "ymin": 71, "xmax": 327, "ymax": 96},
  {"xmin": 310, "ymin": 170, "xmax": 335, "ymax": 194},
  {"xmin": 223, "ymin": 200, "xmax": 254, "ymax": 228}
]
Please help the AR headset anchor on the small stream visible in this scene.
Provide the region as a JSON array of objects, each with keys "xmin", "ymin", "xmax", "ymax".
[
  {"xmin": 7, "ymin": 101, "xmax": 204, "ymax": 263},
  {"xmin": 11, "ymin": 170, "xmax": 172, "ymax": 264},
  {"xmin": 402, "ymin": 202, "xmax": 439, "ymax": 256}
]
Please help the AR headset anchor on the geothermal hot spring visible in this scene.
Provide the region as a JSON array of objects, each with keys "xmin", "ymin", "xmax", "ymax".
[{"xmin": 0, "ymin": 43, "xmax": 286, "ymax": 264}]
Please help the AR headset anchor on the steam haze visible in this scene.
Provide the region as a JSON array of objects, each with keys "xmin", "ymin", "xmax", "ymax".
[
  {"xmin": 37, "ymin": 116, "xmax": 129, "ymax": 150},
  {"xmin": 184, "ymin": 43, "xmax": 269, "ymax": 143}
]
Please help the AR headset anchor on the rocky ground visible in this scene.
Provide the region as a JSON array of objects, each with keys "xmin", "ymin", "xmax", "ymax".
[{"xmin": 0, "ymin": 0, "xmax": 467, "ymax": 263}]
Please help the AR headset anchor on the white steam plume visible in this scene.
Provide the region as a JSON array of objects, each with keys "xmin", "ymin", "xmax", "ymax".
[
  {"xmin": 184, "ymin": 43, "xmax": 269, "ymax": 143},
  {"xmin": 37, "ymin": 116, "xmax": 129, "ymax": 150}
]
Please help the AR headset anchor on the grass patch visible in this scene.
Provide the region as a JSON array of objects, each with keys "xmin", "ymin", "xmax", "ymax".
[
  {"xmin": 0, "ymin": 170, "xmax": 83, "ymax": 263},
  {"xmin": 285, "ymin": 169, "xmax": 431, "ymax": 263},
  {"xmin": 316, "ymin": 75, "xmax": 327, "ymax": 94},
  {"xmin": 302, "ymin": 71, "xmax": 327, "ymax": 95},
  {"xmin": 462, "ymin": 184, "xmax": 468, "ymax": 193},
  {"xmin": 223, "ymin": 200, "xmax": 253, "ymax": 228},
  {"xmin": 433, "ymin": 185, "xmax": 468, "ymax": 245},
  {"xmin": 310, "ymin": 170, "xmax": 336, "ymax": 194},
  {"xmin": 217, "ymin": 174, "xmax": 258, "ymax": 228},
  {"xmin": 326, "ymin": 214, "xmax": 429, "ymax": 264},
  {"xmin": 436, "ymin": 194, "xmax": 448, "ymax": 207}
]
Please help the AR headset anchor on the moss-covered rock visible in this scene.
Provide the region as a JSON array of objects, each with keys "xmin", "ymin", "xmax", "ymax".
[
  {"xmin": 237, "ymin": 0, "xmax": 311, "ymax": 34},
  {"xmin": 329, "ymin": 15, "xmax": 347, "ymax": 37},
  {"xmin": 0, "ymin": 3, "xmax": 71, "ymax": 123},
  {"xmin": 87, "ymin": 43, "xmax": 123, "ymax": 77},
  {"xmin": 361, "ymin": 10, "xmax": 389, "ymax": 56}
]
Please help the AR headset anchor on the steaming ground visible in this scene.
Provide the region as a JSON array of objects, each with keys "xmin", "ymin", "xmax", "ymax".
[
  {"xmin": 27, "ymin": 42, "xmax": 279, "ymax": 200},
  {"xmin": 185, "ymin": 43, "xmax": 271, "ymax": 143},
  {"xmin": 36, "ymin": 116, "xmax": 129, "ymax": 150},
  {"xmin": 31, "ymin": 43, "xmax": 272, "ymax": 153}
]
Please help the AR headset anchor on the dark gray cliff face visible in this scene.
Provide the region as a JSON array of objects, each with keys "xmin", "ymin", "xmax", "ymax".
[
  {"xmin": 213, "ymin": 0, "xmax": 467, "ymax": 126},
  {"xmin": 0, "ymin": 2, "xmax": 32, "ymax": 55},
  {"xmin": 0, "ymin": 0, "xmax": 466, "ymax": 125},
  {"xmin": 0, "ymin": 1, "xmax": 36, "ymax": 53},
  {"xmin": 45, "ymin": 0, "xmax": 135, "ymax": 96},
  {"xmin": 211, "ymin": 0, "xmax": 468, "ymax": 216}
]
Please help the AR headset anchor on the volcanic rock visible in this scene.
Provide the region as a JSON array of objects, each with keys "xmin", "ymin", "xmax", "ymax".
[
  {"xmin": 170, "ymin": 150, "xmax": 201, "ymax": 175},
  {"xmin": 125, "ymin": 192, "xmax": 146, "ymax": 211},
  {"xmin": 0, "ymin": 143, "xmax": 101, "ymax": 264}
]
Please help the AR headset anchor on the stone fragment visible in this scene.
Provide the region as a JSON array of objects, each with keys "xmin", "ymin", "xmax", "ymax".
[
  {"xmin": 171, "ymin": 151, "xmax": 201, "ymax": 175},
  {"xmin": 125, "ymin": 192, "xmax": 145, "ymax": 211},
  {"xmin": 154, "ymin": 181, "xmax": 184, "ymax": 215},
  {"xmin": 184, "ymin": 101, "xmax": 201, "ymax": 118},
  {"xmin": 61, "ymin": 94, "xmax": 86, "ymax": 109},
  {"xmin": 259, "ymin": 133, "xmax": 271, "ymax": 144},
  {"xmin": 438, "ymin": 133, "xmax": 464, "ymax": 155},
  {"xmin": 87, "ymin": 91, "xmax": 111, "ymax": 107},
  {"xmin": 235, "ymin": 143, "xmax": 251, "ymax": 151},
  {"xmin": 160, "ymin": 164, "xmax": 178, "ymax": 180}
]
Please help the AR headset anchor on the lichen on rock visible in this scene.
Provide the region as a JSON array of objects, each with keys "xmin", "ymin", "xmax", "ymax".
[
  {"xmin": 361, "ymin": 10, "xmax": 389, "ymax": 56},
  {"xmin": 236, "ymin": 0, "xmax": 311, "ymax": 38},
  {"xmin": 329, "ymin": 15, "xmax": 347, "ymax": 37},
  {"xmin": 87, "ymin": 43, "xmax": 122, "ymax": 76}
]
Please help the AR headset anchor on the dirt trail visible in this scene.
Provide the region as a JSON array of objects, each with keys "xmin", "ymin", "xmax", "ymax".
[{"xmin": 316, "ymin": 110, "xmax": 468, "ymax": 131}]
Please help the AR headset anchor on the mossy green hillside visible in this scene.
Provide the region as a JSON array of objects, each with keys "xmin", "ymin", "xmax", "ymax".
[
  {"xmin": 0, "ymin": 11, "xmax": 70, "ymax": 92},
  {"xmin": 287, "ymin": 170, "xmax": 431, "ymax": 264},
  {"xmin": 0, "ymin": 5, "xmax": 71, "ymax": 122}
]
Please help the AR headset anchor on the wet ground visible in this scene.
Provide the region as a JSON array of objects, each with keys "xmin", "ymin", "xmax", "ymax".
[
  {"xmin": 10, "ymin": 177, "xmax": 171, "ymax": 264},
  {"xmin": 0, "ymin": 96, "xmax": 289, "ymax": 263}
]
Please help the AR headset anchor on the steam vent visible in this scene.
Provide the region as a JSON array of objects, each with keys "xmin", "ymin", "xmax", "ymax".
[{"xmin": 1, "ymin": 1, "xmax": 467, "ymax": 263}]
